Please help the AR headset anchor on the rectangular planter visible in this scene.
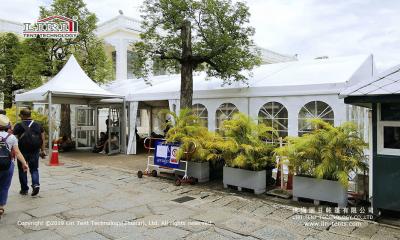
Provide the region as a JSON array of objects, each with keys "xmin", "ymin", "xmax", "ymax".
[
  {"xmin": 293, "ymin": 176, "xmax": 348, "ymax": 207},
  {"xmin": 223, "ymin": 166, "xmax": 266, "ymax": 194},
  {"xmin": 178, "ymin": 161, "xmax": 209, "ymax": 183}
]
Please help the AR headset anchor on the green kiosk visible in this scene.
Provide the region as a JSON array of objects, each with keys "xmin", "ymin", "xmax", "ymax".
[{"xmin": 342, "ymin": 66, "xmax": 400, "ymax": 215}]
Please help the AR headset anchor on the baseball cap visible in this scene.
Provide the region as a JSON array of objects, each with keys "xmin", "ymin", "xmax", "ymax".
[{"xmin": 0, "ymin": 114, "xmax": 10, "ymax": 127}]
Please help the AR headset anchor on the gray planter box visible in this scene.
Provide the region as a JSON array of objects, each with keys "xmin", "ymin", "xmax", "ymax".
[
  {"xmin": 293, "ymin": 176, "xmax": 348, "ymax": 207},
  {"xmin": 178, "ymin": 161, "xmax": 209, "ymax": 183},
  {"xmin": 223, "ymin": 166, "xmax": 266, "ymax": 194}
]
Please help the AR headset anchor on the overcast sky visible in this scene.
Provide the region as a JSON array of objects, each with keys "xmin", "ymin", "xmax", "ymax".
[{"xmin": 1, "ymin": 0, "xmax": 399, "ymax": 71}]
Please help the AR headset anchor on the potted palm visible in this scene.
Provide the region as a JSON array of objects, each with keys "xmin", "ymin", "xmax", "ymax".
[
  {"xmin": 214, "ymin": 113, "xmax": 277, "ymax": 194},
  {"xmin": 275, "ymin": 119, "xmax": 368, "ymax": 206},
  {"xmin": 165, "ymin": 108, "xmax": 216, "ymax": 182}
]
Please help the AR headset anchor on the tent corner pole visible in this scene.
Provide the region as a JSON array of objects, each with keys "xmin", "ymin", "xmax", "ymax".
[
  {"xmin": 15, "ymin": 102, "xmax": 19, "ymax": 123},
  {"xmin": 48, "ymin": 91, "xmax": 53, "ymax": 159},
  {"xmin": 122, "ymin": 98, "xmax": 127, "ymax": 154}
]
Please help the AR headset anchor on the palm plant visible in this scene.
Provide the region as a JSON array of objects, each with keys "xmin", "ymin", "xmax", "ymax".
[
  {"xmin": 275, "ymin": 118, "xmax": 368, "ymax": 187},
  {"xmin": 164, "ymin": 108, "xmax": 225, "ymax": 162},
  {"xmin": 217, "ymin": 113, "xmax": 278, "ymax": 171}
]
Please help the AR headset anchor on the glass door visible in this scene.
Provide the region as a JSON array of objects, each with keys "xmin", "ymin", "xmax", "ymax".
[
  {"xmin": 75, "ymin": 107, "xmax": 96, "ymax": 150},
  {"xmin": 107, "ymin": 107, "xmax": 121, "ymax": 154}
]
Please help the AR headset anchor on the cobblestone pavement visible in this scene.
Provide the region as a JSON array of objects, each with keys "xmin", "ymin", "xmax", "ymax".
[{"xmin": 0, "ymin": 158, "xmax": 399, "ymax": 240}]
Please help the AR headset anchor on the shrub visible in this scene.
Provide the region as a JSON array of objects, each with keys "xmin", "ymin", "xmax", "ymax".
[
  {"xmin": 6, "ymin": 106, "xmax": 50, "ymax": 135},
  {"xmin": 275, "ymin": 119, "xmax": 368, "ymax": 187},
  {"xmin": 217, "ymin": 113, "xmax": 278, "ymax": 171},
  {"xmin": 165, "ymin": 108, "xmax": 224, "ymax": 163}
]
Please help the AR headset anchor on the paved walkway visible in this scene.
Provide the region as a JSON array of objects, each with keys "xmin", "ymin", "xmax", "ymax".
[{"xmin": 0, "ymin": 156, "xmax": 399, "ymax": 240}]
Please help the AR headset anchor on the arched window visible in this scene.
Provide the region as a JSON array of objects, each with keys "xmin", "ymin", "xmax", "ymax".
[
  {"xmin": 192, "ymin": 103, "xmax": 208, "ymax": 128},
  {"xmin": 258, "ymin": 102, "xmax": 288, "ymax": 141},
  {"xmin": 298, "ymin": 101, "xmax": 334, "ymax": 136},
  {"xmin": 216, "ymin": 103, "xmax": 238, "ymax": 131}
]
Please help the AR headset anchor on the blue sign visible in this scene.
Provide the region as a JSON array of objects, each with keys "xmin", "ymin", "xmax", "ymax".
[{"xmin": 154, "ymin": 140, "xmax": 181, "ymax": 169}]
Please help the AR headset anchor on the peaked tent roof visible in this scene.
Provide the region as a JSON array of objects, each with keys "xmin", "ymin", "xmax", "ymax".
[
  {"xmin": 340, "ymin": 64, "xmax": 400, "ymax": 97},
  {"xmin": 16, "ymin": 55, "xmax": 123, "ymax": 104}
]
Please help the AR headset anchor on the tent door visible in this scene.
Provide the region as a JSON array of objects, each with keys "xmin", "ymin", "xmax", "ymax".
[
  {"xmin": 75, "ymin": 107, "xmax": 96, "ymax": 150},
  {"xmin": 107, "ymin": 106, "xmax": 122, "ymax": 154}
]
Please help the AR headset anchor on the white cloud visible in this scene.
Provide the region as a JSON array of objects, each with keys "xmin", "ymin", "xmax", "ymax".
[
  {"xmin": 0, "ymin": 0, "xmax": 399, "ymax": 71},
  {"xmin": 247, "ymin": 0, "xmax": 400, "ymax": 70}
]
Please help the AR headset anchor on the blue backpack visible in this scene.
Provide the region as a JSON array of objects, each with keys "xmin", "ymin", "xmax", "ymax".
[{"xmin": 0, "ymin": 134, "xmax": 12, "ymax": 171}]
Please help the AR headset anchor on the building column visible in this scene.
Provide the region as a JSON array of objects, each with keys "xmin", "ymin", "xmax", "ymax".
[{"xmin": 114, "ymin": 39, "xmax": 128, "ymax": 80}]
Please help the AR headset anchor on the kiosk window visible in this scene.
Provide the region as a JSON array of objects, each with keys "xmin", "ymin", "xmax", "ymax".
[
  {"xmin": 381, "ymin": 103, "xmax": 400, "ymax": 121},
  {"xmin": 384, "ymin": 127, "xmax": 400, "ymax": 149}
]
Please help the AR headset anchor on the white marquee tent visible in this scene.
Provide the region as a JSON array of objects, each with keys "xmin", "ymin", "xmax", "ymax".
[
  {"xmin": 16, "ymin": 55, "xmax": 126, "ymax": 155},
  {"xmin": 105, "ymin": 54, "xmax": 374, "ymax": 154}
]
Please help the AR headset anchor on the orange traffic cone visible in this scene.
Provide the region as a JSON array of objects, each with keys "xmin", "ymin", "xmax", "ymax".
[{"xmin": 47, "ymin": 144, "xmax": 64, "ymax": 166}]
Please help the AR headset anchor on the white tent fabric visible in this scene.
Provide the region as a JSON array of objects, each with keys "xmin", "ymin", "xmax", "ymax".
[
  {"xmin": 127, "ymin": 101, "xmax": 138, "ymax": 154},
  {"xmin": 116, "ymin": 54, "xmax": 373, "ymax": 102},
  {"xmin": 16, "ymin": 55, "xmax": 122, "ymax": 103}
]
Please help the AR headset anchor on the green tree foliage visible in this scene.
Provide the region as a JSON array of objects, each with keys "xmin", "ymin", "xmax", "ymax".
[
  {"xmin": 275, "ymin": 119, "xmax": 368, "ymax": 187},
  {"xmin": 14, "ymin": 0, "xmax": 112, "ymax": 82},
  {"xmin": 218, "ymin": 113, "xmax": 277, "ymax": 171},
  {"xmin": 13, "ymin": 0, "xmax": 113, "ymax": 139},
  {"xmin": 13, "ymin": 39, "xmax": 47, "ymax": 89},
  {"xmin": 134, "ymin": 0, "xmax": 261, "ymax": 108},
  {"xmin": 0, "ymin": 33, "xmax": 22, "ymax": 108}
]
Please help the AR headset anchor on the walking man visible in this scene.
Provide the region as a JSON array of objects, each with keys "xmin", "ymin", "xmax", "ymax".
[{"xmin": 13, "ymin": 109, "xmax": 45, "ymax": 196}]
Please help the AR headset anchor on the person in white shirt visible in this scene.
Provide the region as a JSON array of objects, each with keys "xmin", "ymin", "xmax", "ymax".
[{"xmin": 0, "ymin": 114, "xmax": 29, "ymax": 219}]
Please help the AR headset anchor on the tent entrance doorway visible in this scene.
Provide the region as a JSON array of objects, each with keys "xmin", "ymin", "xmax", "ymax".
[
  {"xmin": 97, "ymin": 105, "xmax": 124, "ymax": 155},
  {"xmin": 75, "ymin": 107, "xmax": 96, "ymax": 150}
]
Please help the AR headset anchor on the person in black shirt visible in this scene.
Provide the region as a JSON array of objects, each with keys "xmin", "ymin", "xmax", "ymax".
[{"xmin": 13, "ymin": 109, "xmax": 45, "ymax": 196}]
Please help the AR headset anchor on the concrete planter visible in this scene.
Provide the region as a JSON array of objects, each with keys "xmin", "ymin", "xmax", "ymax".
[
  {"xmin": 293, "ymin": 176, "xmax": 348, "ymax": 207},
  {"xmin": 179, "ymin": 161, "xmax": 209, "ymax": 183},
  {"xmin": 223, "ymin": 166, "xmax": 266, "ymax": 194}
]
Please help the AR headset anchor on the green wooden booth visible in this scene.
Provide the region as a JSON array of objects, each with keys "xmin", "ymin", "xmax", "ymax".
[{"xmin": 342, "ymin": 66, "xmax": 400, "ymax": 214}]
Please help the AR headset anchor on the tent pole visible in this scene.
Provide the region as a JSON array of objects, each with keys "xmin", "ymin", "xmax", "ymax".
[
  {"xmin": 15, "ymin": 102, "xmax": 19, "ymax": 124},
  {"xmin": 108, "ymin": 107, "xmax": 111, "ymax": 154},
  {"xmin": 122, "ymin": 98, "xmax": 127, "ymax": 154},
  {"xmin": 48, "ymin": 91, "xmax": 53, "ymax": 159}
]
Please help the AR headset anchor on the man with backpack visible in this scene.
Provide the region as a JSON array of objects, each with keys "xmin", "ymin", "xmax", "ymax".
[{"xmin": 13, "ymin": 109, "xmax": 45, "ymax": 196}]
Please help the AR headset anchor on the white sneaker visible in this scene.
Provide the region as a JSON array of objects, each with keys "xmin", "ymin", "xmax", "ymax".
[{"xmin": 99, "ymin": 150, "xmax": 106, "ymax": 154}]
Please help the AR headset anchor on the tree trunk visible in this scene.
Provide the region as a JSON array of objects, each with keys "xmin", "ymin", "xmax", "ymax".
[
  {"xmin": 180, "ymin": 20, "xmax": 193, "ymax": 109},
  {"xmin": 60, "ymin": 104, "xmax": 71, "ymax": 138}
]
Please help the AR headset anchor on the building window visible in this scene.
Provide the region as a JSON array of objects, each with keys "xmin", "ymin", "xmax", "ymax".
[
  {"xmin": 298, "ymin": 101, "xmax": 334, "ymax": 136},
  {"xmin": 378, "ymin": 103, "xmax": 400, "ymax": 155},
  {"xmin": 216, "ymin": 103, "xmax": 238, "ymax": 131},
  {"xmin": 192, "ymin": 103, "xmax": 208, "ymax": 128},
  {"xmin": 127, "ymin": 51, "xmax": 136, "ymax": 79},
  {"xmin": 112, "ymin": 51, "xmax": 116, "ymax": 79},
  {"xmin": 383, "ymin": 127, "xmax": 400, "ymax": 149},
  {"xmin": 258, "ymin": 101, "xmax": 288, "ymax": 142},
  {"xmin": 152, "ymin": 58, "xmax": 167, "ymax": 76}
]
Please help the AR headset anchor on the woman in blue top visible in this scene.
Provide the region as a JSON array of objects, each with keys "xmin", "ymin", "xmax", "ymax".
[{"xmin": 0, "ymin": 114, "xmax": 29, "ymax": 219}]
